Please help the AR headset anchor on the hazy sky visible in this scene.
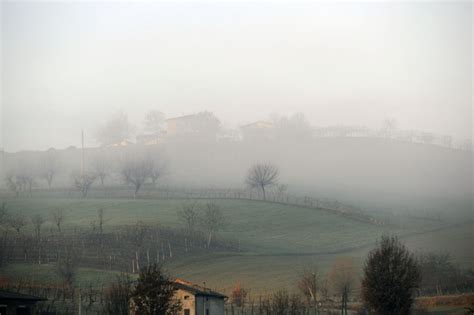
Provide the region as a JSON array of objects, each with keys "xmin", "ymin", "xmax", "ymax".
[{"xmin": 1, "ymin": 1, "xmax": 472, "ymax": 151}]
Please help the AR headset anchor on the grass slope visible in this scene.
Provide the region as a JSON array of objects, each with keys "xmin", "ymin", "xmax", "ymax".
[{"xmin": 1, "ymin": 194, "xmax": 471, "ymax": 294}]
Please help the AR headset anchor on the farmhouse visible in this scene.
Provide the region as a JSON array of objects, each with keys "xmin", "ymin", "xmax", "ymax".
[
  {"xmin": 165, "ymin": 112, "xmax": 220, "ymax": 139},
  {"xmin": 0, "ymin": 290, "xmax": 46, "ymax": 315},
  {"xmin": 174, "ymin": 279, "xmax": 227, "ymax": 315},
  {"xmin": 240, "ymin": 120, "xmax": 274, "ymax": 141},
  {"xmin": 130, "ymin": 279, "xmax": 227, "ymax": 315},
  {"xmin": 166, "ymin": 114, "xmax": 199, "ymax": 136}
]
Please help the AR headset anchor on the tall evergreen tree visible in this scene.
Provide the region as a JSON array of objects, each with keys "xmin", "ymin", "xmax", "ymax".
[
  {"xmin": 131, "ymin": 264, "xmax": 181, "ymax": 315},
  {"xmin": 362, "ymin": 235, "xmax": 421, "ymax": 315}
]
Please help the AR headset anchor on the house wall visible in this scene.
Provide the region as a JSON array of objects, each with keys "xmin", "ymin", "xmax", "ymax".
[
  {"xmin": 129, "ymin": 291, "xmax": 224, "ymax": 315},
  {"xmin": 195, "ymin": 296, "xmax": 225, "ymax": 315},
  {"xmin": 166, "ymin": 120, "xmax": 179, "ymax": 136},
  {"xmin": 175, "ymin": 289, "xmax": 196, "ymax": 315}
]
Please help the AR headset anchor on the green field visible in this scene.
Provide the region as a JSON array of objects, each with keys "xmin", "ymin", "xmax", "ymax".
[{"xmin": 1, "ymin": 193, "xmax": 472, "ymax": 295}]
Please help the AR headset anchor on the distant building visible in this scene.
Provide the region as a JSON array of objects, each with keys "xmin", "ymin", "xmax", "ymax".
[
  {"xmin": 165, "ymin": 113, "xmax": 221, "ymax": 140},
  {"xmin": 216, "ymin": 128, "xmax": 241, "ymax": 143},
  {"xmin": 0, "ymin": 290, "xmax": 46, "ymax": 315},
  {"xmin": 105, "ymin": 139, "xmax": 134, "ymax": 147},
  {"xmin": 135, "ymin": 134, "xmax": 165, "ymax": 146},
  {"xmin": 240, "ymin": 120, "xmax": 274, "ymax": 141},
  {"xmin": 313, "ymin": 125, "xmax": 371, "ymax": 138},
  {"xmin": 166, "ymin": 114, "xmax": 201, "ymax": 137},
  {"xmin": 174, "ymin": 279, "xmax": 227, "ymax": 315}
]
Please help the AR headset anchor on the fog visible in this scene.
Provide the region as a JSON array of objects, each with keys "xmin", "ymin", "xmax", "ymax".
[
  {"xmin": 1, "ymin": 1, "xmax": 472, "ymax": 152},
  {"xmin": 0, "ymin": 2, "xmax": 474, "ymax": 308},
  {"xmin": 1, "ymin": 1, "xmax": 472, "ymax": 215}
]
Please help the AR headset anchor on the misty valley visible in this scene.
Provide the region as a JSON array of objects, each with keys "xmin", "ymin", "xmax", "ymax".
[
  {"xmin": 1, "ymin": 1, "xmax": 473, "ymax": 314},
  {"xmin": 0, "ymin": 112, "xmax": 472, "ymax": 314}
]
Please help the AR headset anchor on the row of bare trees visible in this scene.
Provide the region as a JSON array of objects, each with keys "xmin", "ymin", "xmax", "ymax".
[{"xmin": 4, "ymin": 147, "xmax": 168, "ymax": 199}]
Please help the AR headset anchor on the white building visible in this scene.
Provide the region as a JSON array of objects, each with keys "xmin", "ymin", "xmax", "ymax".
[{"xmin": 174, "ymin": 279, "xmax": 227, "ymax": 315}]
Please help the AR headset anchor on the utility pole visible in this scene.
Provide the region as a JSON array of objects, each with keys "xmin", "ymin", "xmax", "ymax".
[
  {"xmin": 81, "ymin": 130, "xmax": 85, "ymax": 180},
  {"xmin": 76, "ymin": 288, "xmax": 82, "ymax": 315}
]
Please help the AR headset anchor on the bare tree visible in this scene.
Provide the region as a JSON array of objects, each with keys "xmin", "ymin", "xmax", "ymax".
[
  {"xmin": 121, "ymin": 157, "xmax": 153, "ymax": 198},
  {"xmin": 8, "ymin": 214, "xmax": 27, "ymax": 234},
  {"xmin": 97, "ymin": 208, "xmax": 107, "ymax": 238},
  {"xmin": 177, "ymin": 202, "xmax": 199, "ymax": 247},
  {"xmin": 298, "ymin": 266, "xmax": 320, "ymax": 306},
  {"xmin": 31, "ymin": 214, "xmax": 45, "ymax": 240},
  {"xmin": 231, "ymin": 282, "xmax": 248, "ymax": 307},
  {"xmin": 272, "ymin": 290, "xmax": 290, "ymax": 315},
  {"xmin": 6, "ymin": 173, "xmax": 35, "ymax": 197},
  {"xmin": 18, "ymin": 174, "xmax": 35, "ymax": 197},
  {"xmin": 380, "ymin": 118, "xmax": 398, "ymax": 138},
  {"xmin": 273, "ymin": 112, "xmax": 313, "ymax": 142},
  {"xmin": 92, "ymin": 155, "xmax": 110, "ymax": 186},
  {"xmin": 149, "ymin": 158, "xmax": 167, "ymax": 187},
  {"xmin": 201, "ymin": 203, "xmax": 225, "ymax": 248},
  {"xmin": 57, "ymin": 245, "xmax": 78, "ymax": 291},
  {"xmin": 327, "ymin": 257, "xmax": 357, "ymax": 315},
  {"xmin": 40, "ymin": 152, "xmax": 58, "ymax": 188},
  {"xmin": 31, "ymin": 214, "xmax": 44, "ymax": 264},
  {"xmin": 246, "ymin": 163, "xmax": 279, "ymax": 200},
  {"xmin": 275, "ymin": 184, "xmax": 288, "ymax": 200},
  {"xmin": 130, "ymin": 221, "xmax": 148, "ymax": 272},
  {"xmin": 5, "ymin": 175, "xmax": 21, "ymax": 196},
  {"xmin": 96, "ymin": 111, "xmax": 134, "ymax": 146},
  {"xmin": 289, "ymin": 294, "xmax": 305, "ymax": 315},
  {"xmin": 4, "ymin": 158, "xmax": 37, "ymax": 196},
  {"xmin": 74, "ymin": 172, "xmax": 97, "ymax": 197},
  {"xmin": 0, "ymin": 202, "xmax": 8, "ymax": 223},
  {"xmin": 143, "ymin": 110, "xmax": 166, "ymax": 135},
  {"xmin": 103, "ymin": 274, "xmax": 135, "ymax": 315},
  {"xmin": 51, "ymin": 209, "xmax": 65, "ymax": 233}
]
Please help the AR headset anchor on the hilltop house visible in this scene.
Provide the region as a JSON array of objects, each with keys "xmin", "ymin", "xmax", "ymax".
[
  {"xmin": 0, "ymin": 290, "xmax": 46, "ymax": 315},
  {"xmin": 105, "ymin": 139, "xmax": 134, "ymax": 147},
  {"xmin": 136, "ymin": 134, "xmax": 165, "ymax": 146},
  {"xmin": 166, "ymin": 114, "xmax": 200, "ymax": 137},
  {"xmin": 240, "ymin": 120, "xmax": 274, "ymax": 141},
  {"xmin": 165, "ymin": 112, "xmax": 220, "ymax": 139}
]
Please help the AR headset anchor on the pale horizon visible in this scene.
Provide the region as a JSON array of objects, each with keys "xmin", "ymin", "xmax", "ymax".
[{"xmin": 1, "ymin": 1, "xmax": 472, "ymax": 151}]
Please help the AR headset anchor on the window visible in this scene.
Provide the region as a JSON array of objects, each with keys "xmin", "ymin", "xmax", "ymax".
[
  {"xmin": 16, "ymin": 305, "xmax": 30, "ymax": 315},
  {"xmin": 184, "ymin": 295, "xmax": 189, "ymax": 300},
  {"xmin": 184, "ymin": 309, "xmax": 190, "ymax": 315}
]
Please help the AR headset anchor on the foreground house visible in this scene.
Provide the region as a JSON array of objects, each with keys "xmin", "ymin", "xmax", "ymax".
[
  {"xmin": 174, "ymin": 279, "xmax": 227, "ymax": 315},
  {"xmin": 175, "ymin": 279, "xmax": 227, "ymax": 315},
  {"xmin": 131, "ymin": 279, "xmax": 227, "ymax": 315},
  {"xmin": 0, "ymin": 290, "xmax": 46, "ymax": 315}
]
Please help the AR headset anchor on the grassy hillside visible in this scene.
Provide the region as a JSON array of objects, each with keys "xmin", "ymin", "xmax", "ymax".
[
  {"xmin": 3, "ymin": 137, "xmax": 472, "ymax": 214},
  {"xmin": 1, "ymin": 195, "xmax": 442, "ymax": 254},
  {"xmin": 1, "ymin": 193, "xmax": 471, "ymax": 294}
]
